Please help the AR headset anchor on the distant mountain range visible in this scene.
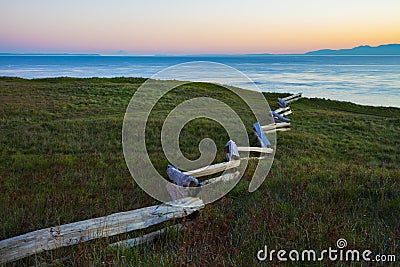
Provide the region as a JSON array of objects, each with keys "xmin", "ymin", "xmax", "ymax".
[
  {"xmin": 1, "ymin": 44, "xmax": 400, "ymax": 56},
  {"xmin": 305, "ymin": 44, "xmax": 400, "ymax": 55}
]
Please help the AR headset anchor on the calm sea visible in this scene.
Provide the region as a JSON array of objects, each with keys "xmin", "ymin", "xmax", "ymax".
[{"xmin": 0, "ymin": 55, "xmax": 399, "ymax": 107}]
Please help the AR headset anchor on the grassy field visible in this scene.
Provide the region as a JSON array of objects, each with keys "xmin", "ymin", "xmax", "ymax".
[{"xmin": 0, "ymin": 77, "xmax": 399, "ymax": 266}]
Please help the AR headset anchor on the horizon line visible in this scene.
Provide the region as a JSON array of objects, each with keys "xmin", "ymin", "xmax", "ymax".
[{"xmin": 1, "ymin": 43, "xmax": 399, "ymax": 57}]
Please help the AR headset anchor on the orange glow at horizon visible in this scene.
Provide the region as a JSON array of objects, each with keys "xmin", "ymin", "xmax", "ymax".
[{"xmin": 0, "ymin": 0, "xmax": 399, "ymax": 54}]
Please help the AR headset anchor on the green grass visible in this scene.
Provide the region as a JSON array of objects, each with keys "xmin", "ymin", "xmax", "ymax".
[{"xmin": 0, "ymin": 77, "xmax": 399, "ymax": 266}]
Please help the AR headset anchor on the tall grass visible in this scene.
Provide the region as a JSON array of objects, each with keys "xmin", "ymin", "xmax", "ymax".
[{"xmin": 0, "ymin": 77, "xmax": 399, "ymax": 266}]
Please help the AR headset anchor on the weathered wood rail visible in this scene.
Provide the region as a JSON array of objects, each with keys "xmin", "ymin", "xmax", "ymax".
[
  {"xmin": 283, "ymin": 92, "xmax": 302, "ymax": 101},
  {"xmin": 0, "ymin": 197, "xmax": 203, "ymax": 264},
  {"xmin": 262, "ymin": 122, "xmax": 291, "ymax": 133},
  {"xmin": 237, "ymin": 146, "xmax": 273, "ymax": 153},
  {"xmin": 183, "ymin": 160, "xmax": 240, "ymax": 177},
  {"xmin": 274, "ymin": 106, "xmax": 291, "ymax": 114}
]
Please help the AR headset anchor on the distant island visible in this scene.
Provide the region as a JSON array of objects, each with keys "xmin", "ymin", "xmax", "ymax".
[{"xmin": 305, "ymin": 44, "xmax": 400, "ymax": 55}]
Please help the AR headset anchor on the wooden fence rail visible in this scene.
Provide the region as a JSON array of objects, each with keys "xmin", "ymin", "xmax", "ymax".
[{"xmin": 0, "ymin": 197, "xmax": 203, "ymax": 264}]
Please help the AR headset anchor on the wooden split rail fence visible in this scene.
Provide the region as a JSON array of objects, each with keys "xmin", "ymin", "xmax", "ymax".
[{"xmin": 0, "ymin": 93, "xmax": 302, "ymax": 264}]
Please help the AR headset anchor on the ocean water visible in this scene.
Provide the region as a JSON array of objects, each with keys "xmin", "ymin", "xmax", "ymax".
[{"xmin": 0, "ymin": 55, "xmax": 399, "ymax": 107}]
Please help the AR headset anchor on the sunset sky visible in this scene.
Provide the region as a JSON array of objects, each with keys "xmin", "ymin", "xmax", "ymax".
[{"xmin": 1, "ymin": 0, "xmax": 399, "ymax": 54}]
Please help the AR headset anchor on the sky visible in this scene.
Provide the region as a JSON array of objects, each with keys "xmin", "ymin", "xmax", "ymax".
[{"xmin": 1, "ymin": 0, "xmax": 399, "ymax": 54}]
